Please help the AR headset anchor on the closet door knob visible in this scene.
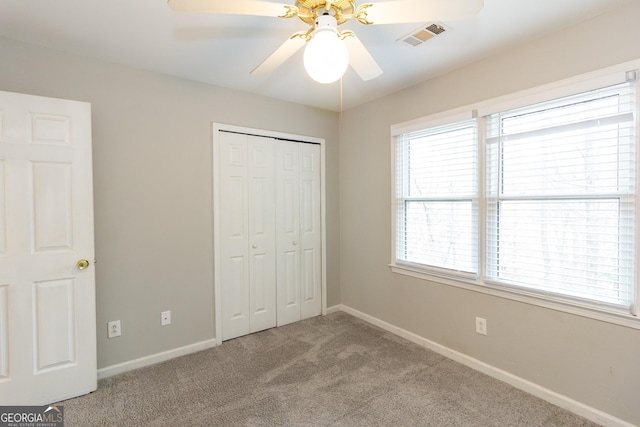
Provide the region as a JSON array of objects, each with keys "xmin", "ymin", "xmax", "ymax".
[
  {"xmin": 293, "ymin": 240, "xmax": 298, "ymax": 246},
  {"xmin": 76, "ymin": 259, "xmax": 90, "ymax": 270},
  {"xmin": 252, "ymin": 244, "xmax": 257, "ymax": 249}
]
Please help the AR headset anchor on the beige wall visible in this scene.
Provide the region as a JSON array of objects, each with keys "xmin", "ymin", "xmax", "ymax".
[
  {"xmin": 2, "ymin": 1, "xmax": 640, "ymax": 423},
  {"xmin": 0, "ymin": 37, "xmax": 341, "ymax": 368},
  {"xmin": 339, "ymin": 2, "xmax": 640, "ymax": 425}
]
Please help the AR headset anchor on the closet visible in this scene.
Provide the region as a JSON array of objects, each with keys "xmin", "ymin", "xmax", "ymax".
[{"xmin": 214, "ymin": 127, "xmax": 323, "ymax": 341}]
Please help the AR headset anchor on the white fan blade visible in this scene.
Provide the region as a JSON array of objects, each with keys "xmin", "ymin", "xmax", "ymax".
[
  {"xmin": 361, "ymin": 0, "xmax": 483, "ymax": 25},
  {"xmin": 251, "ymin": 35, "xmax": 307, "ymax": 76},
  {"xmin": 168, "ymin": 0, "xmax": 292, "ymax": 17},
  {"xmin": 343, "ymin": 34, "xmax": 382, "ymax": 81}
]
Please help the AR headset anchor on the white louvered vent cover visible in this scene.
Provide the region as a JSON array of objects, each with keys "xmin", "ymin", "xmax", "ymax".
[{"xmin": 399, "ymin": 23, "xmax": 449, "ymax": 47}]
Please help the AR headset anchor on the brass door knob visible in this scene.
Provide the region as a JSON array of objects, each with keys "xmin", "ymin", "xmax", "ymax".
[{"xmin": 77, "ymin": 259, "xmax": 90, "ymax": 270}]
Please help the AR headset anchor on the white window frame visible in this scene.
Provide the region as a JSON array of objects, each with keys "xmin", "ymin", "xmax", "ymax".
[
  {"xmin": 395, "ymin": 117, "xmax": 479, "ymax": 280},
  {"xmin": 390, "ymin": 59, "xmax": 640, "ymax": 329}
]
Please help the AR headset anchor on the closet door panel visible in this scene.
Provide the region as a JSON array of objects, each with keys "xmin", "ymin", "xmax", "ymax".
[
  {"xmin": 276, "ymin": 141, "xmax": 301, "ymax": 326},
  {"xmin": 247, "ymin": 136, "xmax": 276, "ymax": 333},
  {"xmin": 299, "ymin": 143, "xmax": 322, "ymax": 319},
  {"xmin": 219, "ymin": 132, "xmax": 250, "ymax": 340}
]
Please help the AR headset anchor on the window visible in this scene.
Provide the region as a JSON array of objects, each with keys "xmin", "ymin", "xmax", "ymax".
[
  {"xmin": 395, "ymin": 119, "xmax": 478, "ymax": 277},
  {"xmin": 392, "ymin": 66, "xmax": 638, "ymax": 316},
  {"xmin": 485, "ymin": 84, "xmax": 636, "ymax": 308}
]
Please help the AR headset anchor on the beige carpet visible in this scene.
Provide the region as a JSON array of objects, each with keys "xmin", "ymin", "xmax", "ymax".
[{"xmin": 60, "ymin": 312, "xmax": 599, "ymax": 426}]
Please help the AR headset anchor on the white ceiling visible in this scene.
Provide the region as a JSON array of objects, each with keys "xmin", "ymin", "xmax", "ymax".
[{"xmin": 0, "ymin": 0, "xmax": 634, "ymax": 111}]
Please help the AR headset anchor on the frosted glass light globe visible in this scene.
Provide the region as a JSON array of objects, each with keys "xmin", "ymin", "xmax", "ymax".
[{"xmin": 303, "ymin": 16, "xmax": 349, "ymax": 84}]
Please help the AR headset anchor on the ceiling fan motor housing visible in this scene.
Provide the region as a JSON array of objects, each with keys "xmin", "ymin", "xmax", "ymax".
[
  {"xmin": 315, "ymin": 13, "xmax": 339, "ymax": 32},
  {"xmin": 295, "ymin": 0, "xmax": 356, "ymax": 25}
]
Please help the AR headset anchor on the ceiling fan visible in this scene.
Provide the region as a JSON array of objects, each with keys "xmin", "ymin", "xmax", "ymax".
[{"xmin": 168, "ymin": 0, "xmax": 484, "ymax": 84}]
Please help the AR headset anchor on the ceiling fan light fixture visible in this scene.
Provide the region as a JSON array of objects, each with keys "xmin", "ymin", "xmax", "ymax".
[{"xmin": 303, "ymin": 14, "xmax": 349, "ymax": 84}]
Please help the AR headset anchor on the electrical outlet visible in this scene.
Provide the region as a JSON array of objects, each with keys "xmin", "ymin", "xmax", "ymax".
[
  {"xmin": 475, "ymin": 317, "xmax": 487, "ymax": 336},
  {"xmin": 108, "ymin": 320, "xmax": 121, "ymax": 338},
  {"xmin": 161, "ymin": 310, "xmax": 171, "ymax": 326}
]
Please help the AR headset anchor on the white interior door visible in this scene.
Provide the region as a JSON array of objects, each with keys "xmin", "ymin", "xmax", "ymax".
[
  {"xmin": 219, "ymin": 132, "xmax": 277, "ymax": 340},
  {"xmin": 275, "ymin": 141, "xmax": 322, "ymax": 326},
  {"xmin": 219, "ymin": 132, "xmax": 251, "ymax": 340},
  {"xmin": 0, "ymin": 90, "xmax": 96, "ymax": 404},
  {"xmin": 275, "ymin": 141, "xmax": 301, "ymax": 326},
  {"xmin": 215, "ymin": 124, "xmax": 324, "ymax": 342},
  {"xmin": 298, "ymin": 142, "xmax": 322, "ymax": 320},
  {"xmin": 247, "ymin": 135, "xmax": 277, "ymax": 334}
]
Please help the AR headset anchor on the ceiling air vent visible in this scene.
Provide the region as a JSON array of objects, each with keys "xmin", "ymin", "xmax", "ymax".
[{"xmin": 399, "ymin": 23, "xmax": 449, "ymax": 47}]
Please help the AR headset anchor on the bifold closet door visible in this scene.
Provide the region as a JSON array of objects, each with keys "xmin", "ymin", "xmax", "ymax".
[
  {"xmin": 219, "ymin": 132, "xmax": 277, "ymax": 341},
  {"xmin": 275, "ymin": 141, "xmax": 322, "ymax": 326}
]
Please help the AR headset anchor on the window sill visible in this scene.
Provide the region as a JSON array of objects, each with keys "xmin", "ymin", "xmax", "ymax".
[{"xmin": 389, "ymin": 263, "xmax": 640, "ymax": 330}]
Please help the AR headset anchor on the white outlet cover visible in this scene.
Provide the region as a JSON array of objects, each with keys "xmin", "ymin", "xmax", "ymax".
[
  {"xmin": 475, "ymin": 317, "xmax": 487, "ymax": 335},
  {"xmin": 161, "ymin": 311, "xmax": 171, "ymax": 326},
  {"xmin": 108, "ymin": 320, "xmax": 121, "ymax": 338}
]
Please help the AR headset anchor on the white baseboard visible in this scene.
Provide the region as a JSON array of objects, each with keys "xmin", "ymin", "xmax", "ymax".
[
  {"xmin": 97, "ymin": 338, "xmax": 217, "ymax": 380},
  {"xmin": 325, "ymin": 304, "xmax": 343, "ymax": 314},
  {"xmin": 337, "ymin": 305, "xmax": 634, "ymax": 427}
]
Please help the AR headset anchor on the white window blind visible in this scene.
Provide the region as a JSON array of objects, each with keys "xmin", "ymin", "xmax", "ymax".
[
  {"xmin": 485, "ymin": 82, "xmax": 636, "ymax": 308},
  {"xmin": 395, "ymin": 119, "xmax": 478, "ymax": 276}
]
